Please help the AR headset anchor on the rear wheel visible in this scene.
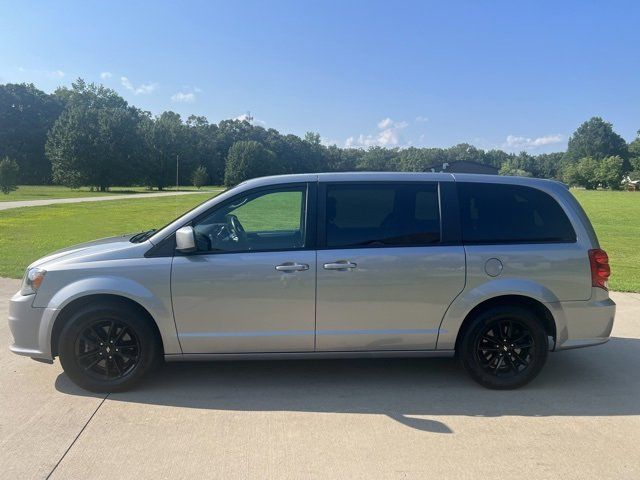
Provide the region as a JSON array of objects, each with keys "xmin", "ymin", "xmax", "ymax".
[
  {"xmin": 459, "ymin": 306, "xmax": 548, "ymax": 389},
  {"xmin": 58, "ymin": 302, "xmax": 160, "ymax": 392}
]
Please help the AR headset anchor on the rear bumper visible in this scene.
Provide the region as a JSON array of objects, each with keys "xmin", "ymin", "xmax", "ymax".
[
  {"xmin": 550, "ymin": 294, "xmax": 616, "ymax": 350},
  {"xmin": 8, "ymin": 290, "xmax": 57, "ymax": 361}
]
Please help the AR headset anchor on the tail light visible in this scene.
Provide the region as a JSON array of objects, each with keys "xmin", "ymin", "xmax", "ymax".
[{"xmin": 588, "ymin": 249, "xmax": 610, "ymax": 290}]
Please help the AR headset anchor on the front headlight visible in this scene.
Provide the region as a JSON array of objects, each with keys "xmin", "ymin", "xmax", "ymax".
[{"xmin": 21, "ymin": 268, "xmax": 46, "ymax": 295}]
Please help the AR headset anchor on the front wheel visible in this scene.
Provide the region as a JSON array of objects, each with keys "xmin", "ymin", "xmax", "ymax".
[
  {"xmin": 58, "ymin": 302, "xmax": 160, "ymax": 393},
  {"xmin": 459, "ymin": 306, "xmax": 548, "ymax": 389}
]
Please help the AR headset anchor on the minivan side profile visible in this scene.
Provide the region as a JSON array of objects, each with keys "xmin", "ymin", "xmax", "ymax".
[{"xmin": 8, "ymin": 173, "xmax": 616, "ymax": 392}]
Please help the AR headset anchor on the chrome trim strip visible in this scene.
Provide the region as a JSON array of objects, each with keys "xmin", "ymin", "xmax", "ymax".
[
  {"xmin": 165, "ymin": 350, "xmax": 456, "ymax": 362},
  {"xmin": 179, "ymin": 328, "xmax": 448, "ymax": 338}
]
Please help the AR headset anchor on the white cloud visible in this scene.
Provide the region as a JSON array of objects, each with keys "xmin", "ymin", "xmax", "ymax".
[
  {"xmin": 504, "ymin": 134, "xmax": 563, "ymax": 149},
  {"xmin": 48, "ymin": 70, "xmax": 65, "ymax": 79},
  {"xmin": 171, "ymin": 91, "xmax": 195, "ymax": 103},
  {"xmin": 321, "ymin": 137, "xmax": 340, "ymax": 147},
  {"xmin": 100, "ymin": 71, "xmax": 113, "ymax": 79},
  {"xmin": 346, "ymin": 118, "xmax": 409, "ymax": 148},
  {"xmin": 377, "ymin": 117, "xmax": 393, "ymax": 129},
  {"xmin": 120, "ymin": 76, "xmax": 157, "ymax": 95},
  {"xmin": 415, "ymin": 115, "xmax": 429, "ymax": 123},
  {"xmin": 234, "ymin": 113, "xmax": 266, "ymax": 126}
]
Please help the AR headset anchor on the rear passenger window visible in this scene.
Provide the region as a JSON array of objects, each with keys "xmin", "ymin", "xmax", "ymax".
[
  {"xmin": 325, "ymin": 183, "xmax": 441, "ymax": 248},
  {"xmin": 458, "ymin": 183, "xmax": 576, "ymax": 244}
]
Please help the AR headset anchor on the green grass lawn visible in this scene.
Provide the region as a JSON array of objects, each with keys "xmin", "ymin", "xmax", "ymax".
[
  {"xmin": 0, "ymin": 185, "xmax": 220, "ymax": 202},
  {"xmin": 0, "ymin": 193, "xmax": 216, "ymax": 278},
  {"xmin": 571, "ymin": 190, "xmax": 640, "ymax": 292},
  {"xmin": 0, "ymin": 187, "xmax": 638, "ymax": 291}
]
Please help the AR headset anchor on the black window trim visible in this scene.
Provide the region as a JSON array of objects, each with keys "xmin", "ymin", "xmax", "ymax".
[{"xmin": 316, "ymin": 180, "xmax": 459, "ymax": 251}]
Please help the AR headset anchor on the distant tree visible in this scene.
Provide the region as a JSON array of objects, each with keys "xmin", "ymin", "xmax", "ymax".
[
  {"xmin": 192, "ymin": 165, "xmax": 208, "ymax": 189},
  {"xmin": 565, "ymin": 117, "xmax": 628, "ymax": 164},
  {"xmin": 357, "ymin": 146, "xmax": 399, "ymax": 171},
  {"xmin": 46, "ymin": 79, "xmax": 143, "ymax": 191},
  {"xmin": 325, "ymin": 145, "xmax": 361, "ymax": 171},
  {"xmin": 139, "ymin": 111, "xmax": 189, "ymax": 190},
  {"xmin": 629, "ymin": 130, "xmax": 640, "ymax": 176},
  {"xmin": 499, "ymin": 160, "xmax": 532, "ymax": 177},
  {"xmin": 224, "ymin": 140, "xmax": 276, "ymax": 186},
  {"xmin": 186, "ymin": 115, "xmax": 223, "ymax": 185},
  {"xmin": 304, "ymin": 131, "xmax": 321, "ymax": 146},
  {"xmin": 0, "ymin": 83, "xmax": 63, "ymax": 183},
  {"xmin": 532, "ymin": 152, "xmax": 566, "ymax": 179},
  {"xmin": 597, "ymin": 155, "xmax": 624, "ymax": 190},
  {"xmin": 562, "ymin": 157, "xmax": 599, "ymax": 189},
  {"xmin": 0, "ymin": 157, "xmax": 20, "ymax": 194}
]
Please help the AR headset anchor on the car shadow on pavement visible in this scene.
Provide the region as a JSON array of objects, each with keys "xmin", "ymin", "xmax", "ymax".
[{"xmin": 55, "ymin": 336, "xmax": 640, "ymax": 434}]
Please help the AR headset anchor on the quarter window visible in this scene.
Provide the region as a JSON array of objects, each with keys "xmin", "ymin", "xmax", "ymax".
[
  {"xmin": 325, "ymin": 183, "xmax": 441, "ymax": 248},
  {"xmin": 458, "ymin": 183, "xmax": 576, "ymax": 244}
]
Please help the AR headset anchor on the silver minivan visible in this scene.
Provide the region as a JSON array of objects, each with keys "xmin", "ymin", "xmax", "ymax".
[{"xmin": 8, "ymin": 173, "xmax": 615, "ymax": 391}]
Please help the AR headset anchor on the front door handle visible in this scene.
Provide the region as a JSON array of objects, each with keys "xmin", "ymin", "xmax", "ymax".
[
  {"xmin": 275, "ymin": 262, "xmax": 309, "ymax": 272},
  {"xmin": 323, "ymin": 261, "xmax": 357, "ymax": 271}
]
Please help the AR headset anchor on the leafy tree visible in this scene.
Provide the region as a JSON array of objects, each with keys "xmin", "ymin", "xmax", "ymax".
[
  {"xmin": 0, "ymin": 157, "xmax": 20, "ymax": 194},
  {"xmin": 0, "ymin": 83, "xmax": 63, "ymax": 183},
  {"xmin": 224, "ymin": 140, "xmax": 277, "ymax": 186},
  {"xmin": 304, "ymin": 131, "xmax": 321, "ymax": 145},
  {"xmin": 139, "ymin": 111, "xmax": 190, "ymax": 190},
  {"xmin": 532, "ymin": 152, "xmax": 566, "ymax": 179},
  {"xmin": 562, "ymin": 157, "xmax": 599, "ymax": 189},
  {"xmin": 565, "ymin": 117, "xmax": 628, "ymax": 163},
  {"xmin": 629, "ymin": 130, "xmax": 640, "ymax": 177},
  {"xmin": 186, "ymin": 115, "xmax": 223, "ymax": 185},
  {"xmin": 597, "ymin": 155, "xmax": 624, "ymax": 190},
  {"xmin": 192, "ymin": 165, "xmax": 208, "ymax": 189},
  {"xmin": 46, "ymin": 79, "xmax": 143, "ymax": 190},
  {"xmin": 499, "ymin": 160, "xmax": 532, "ymax": 177},
  {"xmin": 357, "ymin": 146, "xmax": 399, "ymax": 171}
]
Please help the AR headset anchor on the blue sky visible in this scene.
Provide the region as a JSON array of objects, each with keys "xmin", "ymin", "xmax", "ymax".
[{"xmin": 1, "ymin": 1, "xmax": 638, "ymax": 153}]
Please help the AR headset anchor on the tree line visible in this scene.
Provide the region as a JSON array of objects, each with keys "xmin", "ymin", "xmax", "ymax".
[{"xmin": 1, "ymin": 79, "xmax": 639, "ymax": 194}]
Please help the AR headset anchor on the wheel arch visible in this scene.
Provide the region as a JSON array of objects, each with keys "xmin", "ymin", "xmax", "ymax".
[
  {"xmin": 50, "ymin": 294, "xmax": 164, "ymax": 358},
  {"xmin": 452, "ymin": 294, "xmax": 556, "ymax": 352}
]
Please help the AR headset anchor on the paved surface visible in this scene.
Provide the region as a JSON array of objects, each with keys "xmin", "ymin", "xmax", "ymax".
[
  {"xmin": 0, "ymin": 190, "xmax": 216, "ymax": 211},
  {"xmin": 1, "ymin": 276, "xmax": 639, "ymax": 480}
]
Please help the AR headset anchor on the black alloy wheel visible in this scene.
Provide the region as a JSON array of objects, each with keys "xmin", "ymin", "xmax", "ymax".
[
  {"xmin": 459, "ymin": 305, "xmax": 548, "ymax": 389},
  {"xmin": 74, "ymin": 319, "xmax": 141, "ymax": 381},
  {"xmin": 58, "ymin": 301, "xmax": 160, "ymax": 393}
]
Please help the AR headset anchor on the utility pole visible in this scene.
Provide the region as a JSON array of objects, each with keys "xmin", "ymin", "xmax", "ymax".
[{"xmin": 176, "ymin": 154, "xmax": 179, "ymax": 191}]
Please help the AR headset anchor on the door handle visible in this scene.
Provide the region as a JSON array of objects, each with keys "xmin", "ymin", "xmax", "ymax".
[
  {"xmin": 323, "ymin": 261, "xmax": 357, "ymax": 270},
  {"xmin": 275, "ymin": 262, "xmax": 309, "ymax": 272}
]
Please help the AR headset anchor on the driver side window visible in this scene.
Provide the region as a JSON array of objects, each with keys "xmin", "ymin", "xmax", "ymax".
[{"xmin": 192, "ymin": 186, "xmax": 307, "ymax": 253}]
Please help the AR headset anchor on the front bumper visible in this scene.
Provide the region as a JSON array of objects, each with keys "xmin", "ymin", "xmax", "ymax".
[
  {"xmin": 551, "ymin": 293, "xmax": 616, "ymax": 350},
  {"xmin": 8, "ymin": 290, "xmax": 58, "ymax": 360}
]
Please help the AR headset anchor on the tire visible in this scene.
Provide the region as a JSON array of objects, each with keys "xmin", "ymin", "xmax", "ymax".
[
  {"xmin": 58, "ymin": 301, "xmax": 160, "ymax": 393},
  {"xmin": 459, "ymin": 305, "xmax": 548, "ymax": 390}
]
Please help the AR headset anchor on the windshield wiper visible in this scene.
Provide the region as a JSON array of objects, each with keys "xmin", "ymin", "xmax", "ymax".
[{"xmin": 129, "ymin": 229, "xmax": 157, "ymax": 243}]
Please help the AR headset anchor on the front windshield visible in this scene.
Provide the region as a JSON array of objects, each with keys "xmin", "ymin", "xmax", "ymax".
[{"xmin": 129, "ymin": 187, "xmax": 232, "ymax": 243}]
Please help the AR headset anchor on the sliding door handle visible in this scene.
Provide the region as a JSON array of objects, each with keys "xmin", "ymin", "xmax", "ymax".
[
  {"xmin": 275, "ymin": 262, "xmax": 309, "ymax": 272},
  {"xmin": 323, "ymin": 261, "xmax": 357, "ymax": 270}
]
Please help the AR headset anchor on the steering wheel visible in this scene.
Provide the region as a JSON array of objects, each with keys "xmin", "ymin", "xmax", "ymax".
[{"xmin": 226, "ymin": 214, "xmax": 248, "ymax": 247}]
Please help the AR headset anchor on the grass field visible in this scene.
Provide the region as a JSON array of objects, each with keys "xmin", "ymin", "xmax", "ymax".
[
  {"xmin": 571, "ymin": 190, "xmax": 640, "ymax": 292},
  {"xmin": 0, "ymin": 185, "xmax": 218, "ymax": 202},
  {"xmin": 0, "ymin": 188, "xmax": 638, "ymax": 291},
  {"xmin": 0, "ymin": 193, "xmax": 216, "ymax": 278}
]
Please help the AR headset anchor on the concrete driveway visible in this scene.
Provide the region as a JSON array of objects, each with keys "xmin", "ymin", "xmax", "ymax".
[{"xmin": 1, "ymin": 277, "xmax": 639, "ymax": 480}]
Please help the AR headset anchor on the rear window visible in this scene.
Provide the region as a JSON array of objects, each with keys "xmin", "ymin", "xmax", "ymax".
[
  {"xmin": 326, "ymin": 183, "xmax": 441, "ymax": 248},
  {"xmin": 458, "ymin": 183, "xmax": 576, "ymax": 244}
]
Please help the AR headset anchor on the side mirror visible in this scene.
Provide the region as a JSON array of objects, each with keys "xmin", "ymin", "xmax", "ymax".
[{"xmin": 175, "ymin": 226, "xmax": 197, "ymax": 253}]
